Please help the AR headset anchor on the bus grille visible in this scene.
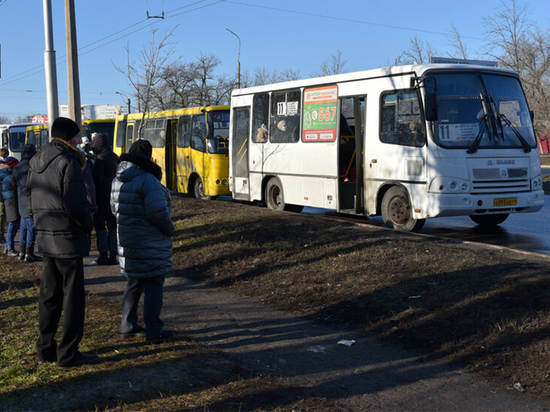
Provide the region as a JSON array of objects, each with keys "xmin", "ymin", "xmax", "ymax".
[{"xmin": 471, "ymin": 167, "xmax": 530, "ymax": 193}]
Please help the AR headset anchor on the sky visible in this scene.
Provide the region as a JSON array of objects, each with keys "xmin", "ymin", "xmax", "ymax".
[{"xmin": 0, "ymin": 0, "xmax": 548, "ymax": 121}]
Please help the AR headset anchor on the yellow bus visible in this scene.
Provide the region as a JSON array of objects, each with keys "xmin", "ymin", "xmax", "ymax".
[
  {"xmin": 25, "ymin": 123, "xmax": 49, "ymax": 151},
  {"xmin": 113, "ymin": 106, "xmax": 230, "ymax": 198},
  {"xmin": 82, "ymin": 119, "xmax": 116, "ymax": 144}
]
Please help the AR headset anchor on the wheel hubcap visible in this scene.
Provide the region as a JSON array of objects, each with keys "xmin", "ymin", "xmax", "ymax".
[{"xmin": 389, "ymin": 195, "xmax": 410, "ymax": 225}]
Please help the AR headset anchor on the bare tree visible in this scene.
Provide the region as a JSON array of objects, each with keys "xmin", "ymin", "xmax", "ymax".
[
  {"xmin": 446, "ymin": 23, "xmax": 470, "ymax": 59},
  {"xmin": 483, "ymin": 0, "xmax": 532, "ymax": 72},
  {"xmin": 113, "ymin": 28, "xmax": 178, "ymax": 135},
  {"xmin": 155, "ymin": 53, "xmax": 233, "ymax": 108},
  {"xmin": 484, "ymin": 0, "xmax": 550, "ymax": 133},
  {"xmin": 311, "ymin": 50, "xmax": 348, "ymax": 77},
  {"xmin": 280, "ymin": 68, "xmax": 301, "ymax": 82},
  {"xmin": 0, "ymin": 115, "xmax": 11, "ymax": 124},
  {"xmin": 393, "ymin": 37, "xmax": 438, "ymax": 65},
  {"xmin": 252, "ymin": 67, "xmax": 282, "ymax": 86}
]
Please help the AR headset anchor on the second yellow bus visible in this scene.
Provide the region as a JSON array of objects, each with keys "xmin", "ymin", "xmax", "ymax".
[{"xmin": 113, "ymin": 106, "xmax": 231, "ymax": 198}]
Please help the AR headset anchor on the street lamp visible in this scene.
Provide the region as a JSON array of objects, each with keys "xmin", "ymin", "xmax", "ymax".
[
  {"xmin": 226, "ymin": 28, "xmax": 241, "ymax": 89},
  {"xmin": 116, "ymin": 92, "xmax": 131, "ymax": 114}
]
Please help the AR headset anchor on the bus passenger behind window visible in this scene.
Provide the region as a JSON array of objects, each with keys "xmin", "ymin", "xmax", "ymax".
[
  {"xmin": 272, "ymin": 120, "xmax": 288, "ymax": 143},
  {"xmin": 256, "ymin": 123, "xmax": 268, "ymax": 142}
]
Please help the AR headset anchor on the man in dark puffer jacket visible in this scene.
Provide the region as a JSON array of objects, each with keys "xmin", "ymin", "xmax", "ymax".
[{"xmin": 26, "ymin": 117, "xmax": 97, "ymax": 369}]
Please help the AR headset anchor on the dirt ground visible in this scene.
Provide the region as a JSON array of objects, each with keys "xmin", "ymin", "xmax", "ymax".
[{"xmin": 82, "ymin": 207, "xmax": 550, "ymax": 411}]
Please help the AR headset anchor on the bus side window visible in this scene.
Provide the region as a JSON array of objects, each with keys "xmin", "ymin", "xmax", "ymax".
[
  {"xmin": 178, "ymin": 116, "xmax": 191, "ymax": 148},
  {"xmin": 115, "ymin": 120, "xmax": 127, "ymax": 150},
  {"xmin": 380, "ymin": 89, "xmax": 425, "ymax": 147},
  {"xmin": 125, "ymin": 124, "xmax": 134, "ymax": 153},
  {"xmin": 40, "ymin": 129, "xmax": 48, "ymax": 150},
  {"xmin": 144, "ymin": 119, "xmax": 166, "ymax": 148},
  {"xmin": 253, "ymin": 93, "xmax": 269, "ymax": 143},
  {"xmin": 269, "ymin": 90, "xmax": 300, "ymax": 143},
  {"xmin": 191, "ymin": 114, "xmax": 206, "ymax": 152}
]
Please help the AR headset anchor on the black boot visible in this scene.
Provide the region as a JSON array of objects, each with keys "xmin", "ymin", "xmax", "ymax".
[
  {"xmin": 108, "ymin": 252, "xmax": 118, "ymax": 265},
  {"xmin": 93, "ymin": 252, "xmax": 109, "ymax": 265},
  {"xmin": 24, "ymin": 245, "xmax": 42, "ymax": 263},
  {"xmin": 18, "ymin": 248, "xmax": 26, "ymax": 260}
]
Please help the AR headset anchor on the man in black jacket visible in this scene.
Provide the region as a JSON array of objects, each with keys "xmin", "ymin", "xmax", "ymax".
[
  {"xmin": 90, "ymin": 133, "xmax": 119, "ymax": 265},
  {"xmin": 12, "ymin": 144, "xmax": 39, "ymax": 262},
  {"xmin": 26, "ymin": 117, "xmax": 98, "ymax": 369}
]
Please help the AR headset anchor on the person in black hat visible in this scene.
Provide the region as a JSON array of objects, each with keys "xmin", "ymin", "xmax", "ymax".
[
  {"xmin": 110, "ymin": 139, "xmax": 175, "ymax": 344},
  {"xmin": 12, "ymin": 144, "xmax": 40, "ymax": 262},
  {"xmin": 89, "ymin": 133, "xmax": 118, "ymax": 265},
  {"xmin": 26, "ymin": 116, "xmax": 98, "ymax": 369}
]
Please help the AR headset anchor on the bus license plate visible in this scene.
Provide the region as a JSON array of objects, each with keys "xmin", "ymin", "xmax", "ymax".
[{"xmin": 494, "ymin": 198, "xmax": 517, "ymax": 207}]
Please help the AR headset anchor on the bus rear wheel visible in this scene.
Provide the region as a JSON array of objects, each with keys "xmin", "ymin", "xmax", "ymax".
[
  {"xmin": 469, "ymin": 213, "xmax": 509, "ymax": 227},
  {"xmin": 265, "ymin": 178, "xmax": 304, "ymax": 213},
  {"xmin": 193, "ymin": 176, "xmax": 211, "ymax": 200},
  {"xmin": 381, "ymin": 186, "xmax": 425, "ymax": 232},
  {"xmin": 265, "ymin": 178, "xmax": 285, "ymax": 210}
]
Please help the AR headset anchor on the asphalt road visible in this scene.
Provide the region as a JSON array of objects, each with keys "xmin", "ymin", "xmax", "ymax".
[{"xmin": 304, "ymin": 193, "xmax": 550, "ymax": 256}]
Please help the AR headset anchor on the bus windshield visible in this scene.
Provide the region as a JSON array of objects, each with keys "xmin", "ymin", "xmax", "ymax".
[
  {"xmin": 208, "ymin": 110, "xmax": 230, "ymax": 154},
  {"xmin": 9, "ymin": 126, "xmax": 27, "ymax": 153},
  {"xmin": 430, "ymin": 72, "xmax": 536, "ymax": 151}
]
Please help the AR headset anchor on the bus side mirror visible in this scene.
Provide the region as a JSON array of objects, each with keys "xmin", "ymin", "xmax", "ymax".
[{"xmin": 425, "ymin": 93, "xmax": 438, "ymax": 121}]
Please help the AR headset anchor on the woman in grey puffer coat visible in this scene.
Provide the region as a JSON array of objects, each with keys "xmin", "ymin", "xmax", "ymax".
[{"xmin": 110, "ymin": 139, "xmax": 175, "ymax": 344}]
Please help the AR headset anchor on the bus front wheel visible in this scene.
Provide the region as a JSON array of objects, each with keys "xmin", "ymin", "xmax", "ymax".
[
  {"xmin": 469, "ymin": 213, "xmax": 509, "ymax": 226},
  {"xmin": 381, "ymin": 186, "xmax": 425, "ymax": 232},
  {"xmin": 193, "ymin": 176, "xmax": 211, "ymax": 200}
]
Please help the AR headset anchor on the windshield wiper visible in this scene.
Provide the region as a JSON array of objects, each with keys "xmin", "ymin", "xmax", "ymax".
[
  {"xmin": 499, "ymin": 113, "xmax": 532, "ymax": 153},
  {"xmin": 489, "ymin": 94, "xmax": 531, "ymax": 153},
  {"xmin": 467, "ymin": 93, "xmax": 490, "ymax": 154},
  {"xmin": 489, "ymin": 95, "xmax": 504, "ymax": 143}
]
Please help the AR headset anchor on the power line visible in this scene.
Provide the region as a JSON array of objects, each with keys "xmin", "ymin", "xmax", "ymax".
[
  {"xmin": 226, "ymin": 1, "xmax": 483, "ymax": 41},
  {"xmin": 0, "ymin": 0, "xmax": 224, "ymax": 87}
]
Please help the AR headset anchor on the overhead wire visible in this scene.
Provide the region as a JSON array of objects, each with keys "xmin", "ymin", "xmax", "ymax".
[
  {"xmin": 0, "ymin": 0, "xmax": 225, "ymax": 88},
  {"xmin": 226, "ymin": 0, "xmax": 483, "ymax": 41}
]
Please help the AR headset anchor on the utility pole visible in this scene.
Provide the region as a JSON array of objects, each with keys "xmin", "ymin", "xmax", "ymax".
[
  {"xmin": 226, "ymin": 29, "xmax": 241, "ymax": 89},
  {"xmin": 65, "ymin": 0, "xmax": 81, "ymax": 129},
  {"xmin": 43, "ymin": 0, "xmax": 59, "ymax": 134}
]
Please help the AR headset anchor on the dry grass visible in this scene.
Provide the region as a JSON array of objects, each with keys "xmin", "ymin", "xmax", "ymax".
[{"xmin": 2, "ymin": 194, "xmax": 550, "ymax": 410}]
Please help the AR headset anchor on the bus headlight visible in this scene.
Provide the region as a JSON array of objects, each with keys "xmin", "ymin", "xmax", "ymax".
[
  {"xmin": 429, "ymin": 177, "xmax": 470, "ymax": 193},
  {"xmin": 531, "ymin": 175, "xmax": 542, "ymax": 190}
]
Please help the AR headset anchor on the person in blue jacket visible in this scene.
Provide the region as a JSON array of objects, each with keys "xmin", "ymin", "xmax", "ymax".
[
  {"xmin": 1, "ymin": 156, "xmax": 20, "ymax": 256},
  {"xmin": 110, "ymin": 139, "xmax": 175, "ymax": 344}
]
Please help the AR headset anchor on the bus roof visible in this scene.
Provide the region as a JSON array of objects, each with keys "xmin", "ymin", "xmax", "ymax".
[
  {"xmin": 231, "ymin": 64, "xmax": 518, "ymax": 97},
  {"xmin": 115, "ymin": 105, "xmax": 230, "ymax": 122}
]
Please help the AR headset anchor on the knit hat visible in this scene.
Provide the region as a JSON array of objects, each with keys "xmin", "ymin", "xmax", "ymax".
[
  {"xmin": 51, "ymin": 117, "xmax": 80, "ymax": 141},
  {"xmin": 5, "ymin": 156, "xmax": 19, "ymax": 168},
  {"xmin": 128, "ymin": 139, "xmax": 153, "ymax": 159}
]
